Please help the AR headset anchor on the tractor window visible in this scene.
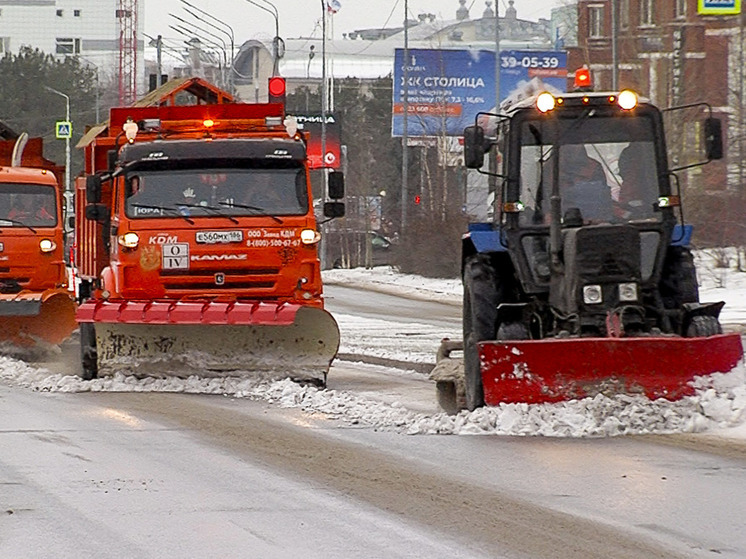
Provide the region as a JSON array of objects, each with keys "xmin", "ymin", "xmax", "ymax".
[
  {"xmin": 126, "ymin": 168, "xmax": 309, "ymax": 218},
  {"xmin": 0, "ymin": 184, "xmax": 57, "ymax": 227},
  {"xmin": 517, "ymin": 115, "xmax": 662, "ymax": 226}
]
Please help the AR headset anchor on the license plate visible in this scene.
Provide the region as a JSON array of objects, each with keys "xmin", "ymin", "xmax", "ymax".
[{"xmin": 195, "ymin": 230, "xmax": 243, "ymax": 244}]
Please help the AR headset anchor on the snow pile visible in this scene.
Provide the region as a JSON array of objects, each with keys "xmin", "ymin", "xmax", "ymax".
[{"xmin": 2, "ymin": 356, "xmax": 745, "ymax": 438}]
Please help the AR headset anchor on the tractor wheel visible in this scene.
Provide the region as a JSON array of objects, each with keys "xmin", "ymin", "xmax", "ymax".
[
  {"xmin": 686, "ymin": 315, "xmax": 722, "ymax": 338},
  {"xmin": 661, "ymin": 246, "xmax": 699, "ymax": 308},
  {"xmin": 463, "ymin": 254, "xmax": 499, "ymax": 411},
  {"xmin": 497, "ymin": 322, "xmax": 529, "ymax": 340},
  {"xmin": 79, "ymin": 322, "xmax": 98, "ymax": 381}
]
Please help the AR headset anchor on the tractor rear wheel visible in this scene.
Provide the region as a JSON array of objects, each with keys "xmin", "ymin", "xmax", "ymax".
[{"xmin": 463, "ymin": 254, "xmax": 499, "ymax": 411}]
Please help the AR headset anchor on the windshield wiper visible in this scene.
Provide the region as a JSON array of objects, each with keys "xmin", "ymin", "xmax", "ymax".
[
  {"xmin": 217, "ymin": 201, "xmax": 283, "ymax": 224},
  {"xmin": 0, "ymin": 218, "xmax": 37, "ymax": 233},
  {"xmin": 177, "ymin": 203, "xmax": 240, "ymax": 224},
  {"xmin": 130, "ymin": 203, "xmax": 195, "ymax": 225}
]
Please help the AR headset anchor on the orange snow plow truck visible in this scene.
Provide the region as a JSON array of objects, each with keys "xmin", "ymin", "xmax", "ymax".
[
  {"xmin": 75, "ymin": 78, "xmax": 343, "ymax": 382},
  {"xmin": 0, "ymin": 133, "xmax": 76, "ymax": 357}
]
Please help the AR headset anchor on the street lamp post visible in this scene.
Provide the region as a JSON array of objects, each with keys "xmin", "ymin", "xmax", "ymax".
[
  {"xmin": 245, "ymin": 0, "xmax": 282, "ymax": 76},
  {"xmin": 180, "ymin": 1, "xmax": 236, "ymax": 91},
  {"xmin": 44, "ymin": 86, "xmax": 71, "ymax": 201},
  {"xmin": 401, "ymin": 0, "xmax": 409, "ymax": 232}
]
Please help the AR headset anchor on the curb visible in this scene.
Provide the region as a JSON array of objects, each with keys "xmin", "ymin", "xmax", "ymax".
[{"xmin": 337, "ymin": 353, "xmax": 435, "ymax": 375}]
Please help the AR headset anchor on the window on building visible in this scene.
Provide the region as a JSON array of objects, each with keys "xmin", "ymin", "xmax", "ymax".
[
  {"xmin": 588, "ymin": 5, "xmax": 604, "ymax": 38},
  {"xmin": 640, "ymin": 0, "xmax": 654, "ymax": 25},
  {"xmin": 674, "ymin": 0, "xmax": 686, "ymax": 18},
  {"xmin": 619, "ymin": 0, "xmax": 629, "ymax": 28},
  {"xmin": 56, "ymin": 9, "xmax": 63, "ymax": 16},
  {"xmin": 55, "ymin": 38, "xmax": 81, "ymax": 55},
  {"xmin": 74, "ymin": 9, "xmax": 81, "ymax": 17}
]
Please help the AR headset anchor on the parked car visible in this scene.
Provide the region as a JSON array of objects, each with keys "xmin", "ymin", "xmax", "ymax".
[{"xmin": 328, "ymin": 230, "xmax": 393, "ymax": 268}]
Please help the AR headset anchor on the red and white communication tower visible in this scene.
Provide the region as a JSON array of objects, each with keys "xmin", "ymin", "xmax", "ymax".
[{"xmin": 117, "ymin": 0, "xmax": 138, "ymax": 105}]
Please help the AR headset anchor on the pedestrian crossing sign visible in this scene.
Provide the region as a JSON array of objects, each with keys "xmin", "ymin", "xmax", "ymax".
[{"xmin": 56, "ymin": 121, "xmax": 72, "ymax": 139}]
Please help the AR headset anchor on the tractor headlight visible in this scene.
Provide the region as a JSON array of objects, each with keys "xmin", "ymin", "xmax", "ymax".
[
  {"xmin": 118, "ymin": 232, "xmax": 140, "ymax": 249},
  {"xmin": 618, "ymin": 282, "xmax": 638, "ymax": 302},
  {"xmin": 300, "ymin": 229, "xmax": 321, "ymax": 245},
  {"xmin": 39, "ymin": 238, "xmax": 57, "ymax": 253},
  {"xmin": 583, "ymin": 284, "xmax": 603, "ymax": 305}
]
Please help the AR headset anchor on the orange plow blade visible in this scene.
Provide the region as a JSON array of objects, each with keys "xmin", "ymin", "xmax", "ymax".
[
  {"xmin": 0, "ymin": 290, "xmax": 78, "ymax": 354},
  {"xmin": 478, "ymin": 333, "xmax": 744, "ymax": 405}
]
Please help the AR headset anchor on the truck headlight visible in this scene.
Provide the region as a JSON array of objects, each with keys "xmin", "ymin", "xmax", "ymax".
[
  {"xmin": 118, "ymin": 232, "xmax": 140, "ymax": 249},
  {"xmin": 583, "ymin": 284, "xmax": 603, "ymax": 304},
  {"xmin": 300, "ymin": 229, "xmax": 321, "ymax": 245},
  {"xmin": 618, "ymin": 282, "xmax": 638, "ymax": 302},
  {"xmin": 39, "ymin": 238, "xmax": 57, "ymax": 253}
]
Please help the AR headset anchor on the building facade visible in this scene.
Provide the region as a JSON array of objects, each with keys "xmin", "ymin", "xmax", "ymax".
[
  {"xmin": 0, "ymin": 0, "xmax": 145, "ymax": 101},
  {"xmin": 569, "ymin": 0, "xmax": 745, "ymax": 242}
]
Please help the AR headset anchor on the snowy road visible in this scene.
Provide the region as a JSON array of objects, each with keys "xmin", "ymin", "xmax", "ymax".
[
  {"xmin": 2, "ymin": 265, "xmax": 746, "ymax": 557},
  {"xmin": 5, "ymin": 382, "xmax": 746, "ymax": 558}
]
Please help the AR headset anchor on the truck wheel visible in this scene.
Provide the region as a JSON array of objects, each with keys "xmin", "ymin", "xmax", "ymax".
[
  {"xmin": 79, "ymin": 322, "xmax": 98, "ymax": 380},
  {"xmin": 463, "ymin": 254, "xmax": 499, "ymax": 411}
]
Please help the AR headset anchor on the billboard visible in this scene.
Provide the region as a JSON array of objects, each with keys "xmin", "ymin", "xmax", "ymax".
[
  {"xmin": 292, "ymin": 114, "xmax": 342, "ymax": 169},
  {"xmin": 393, "ymin": 48, "xmax": 496, "ymax": 137},
  {"xmin": 392, "ymin": 48, "xmax": 567, "ymax": 138},
  {"xmin": 499, "ymin": 50, "xmax": 568, "ymax": 104},
  {"xmin": 698, "ymin": 0, "xmax": 741, "ymax": 14}
]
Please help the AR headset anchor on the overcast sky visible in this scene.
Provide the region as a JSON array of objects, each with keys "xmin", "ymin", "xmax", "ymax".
[{"xmin": 144, "ymin": 0, "xmax": 563, "ymax": 58}]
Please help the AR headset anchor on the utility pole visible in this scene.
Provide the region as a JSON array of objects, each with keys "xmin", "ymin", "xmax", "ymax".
[
  {"xmin": 611, "ymin": 0, "xmax": 618, "ymax": 89},
  {"xmin": 401, "ymin": 0, "xmax": 409, "ymax": 233}
]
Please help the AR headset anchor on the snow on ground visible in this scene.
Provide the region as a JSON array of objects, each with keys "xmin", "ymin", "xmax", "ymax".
[{"xmin": 0, "ymin": 249, "xmax": 744, "ymax": 438}]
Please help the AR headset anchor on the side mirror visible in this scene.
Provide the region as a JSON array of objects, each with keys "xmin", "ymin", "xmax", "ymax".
[
  {"xmin": 85, "ymin": 203, "xmax": 108, "ymax": 223},
  {"xmin": 86, "ymin": 175, "xmax": 102, "ymax": 204},
  {"xmin": 463, "ymin": 125, "xmax": 487, "ymax": 169},
  {"xmin": 704, "ymin": 117, "xmax": 723, "ymax": 161},
  {"xmin": 323, "ymin": 201, "xmax": 345, "ymax": 219},
  {"xmin": 328, "ymin": 171, "xmax": 345, "ymax": 199}
]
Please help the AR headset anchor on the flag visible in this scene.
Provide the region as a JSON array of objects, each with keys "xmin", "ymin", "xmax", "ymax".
[{"xmin": 327, "ymin": 0, "xmax": 341, "ymax": 14}]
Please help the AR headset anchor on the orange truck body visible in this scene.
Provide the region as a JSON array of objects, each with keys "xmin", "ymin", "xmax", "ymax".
[
  {"xmin": 0, "ymin": 137, "xmax": 76, "ymax": 354},
  {"xmin": 74, "ymin": 81, "xmax": 340, "ymax": 381}
]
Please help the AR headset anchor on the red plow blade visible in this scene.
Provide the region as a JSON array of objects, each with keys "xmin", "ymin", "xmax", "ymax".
[{"xmin": 478, "ymin": 333, "xmax": 744, "ymax": 405}]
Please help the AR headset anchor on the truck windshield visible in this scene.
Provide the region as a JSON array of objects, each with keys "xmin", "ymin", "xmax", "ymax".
[
  {"xmin": 518, "ymin": 114, "xmax": 662, "ymax": 226},
  {"xmin": 125, "ymin": 168, "xmax": 309, "ymax": 219},
  {"xmin": 0, "ymin": 184, "xmax": 57, "ymax": 227}
]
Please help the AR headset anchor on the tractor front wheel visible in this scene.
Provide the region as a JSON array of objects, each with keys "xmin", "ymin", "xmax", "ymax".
[{"xmin": 463, "ymin": 254, "xmax": 500, "ymax": 411}]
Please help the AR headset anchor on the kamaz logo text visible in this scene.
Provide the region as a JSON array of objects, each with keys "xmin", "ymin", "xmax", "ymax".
[
  {"xmin": 191, "ymin": 254, "xmax": 248, "ymax": 261},
  {"xmin": 149, "ymin": 235, "xmax": 178, "ymax": 245}
]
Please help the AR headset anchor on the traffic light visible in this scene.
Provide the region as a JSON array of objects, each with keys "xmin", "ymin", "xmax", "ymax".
[
  {"xmin": 268, "ymin": 76, "xmax": 286, "ymax": 104},
  {"xmin": 414, "ymin": 194, "xmax": 421, "ymax": 205}
]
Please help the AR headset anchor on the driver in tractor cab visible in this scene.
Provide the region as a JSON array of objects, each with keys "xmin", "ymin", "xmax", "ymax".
[
  {"xmin": 558, "ymin": 144, "xmax": 614, "ymax": 223},
  {"xmin": 616, "ymin": 142, "xmax": 658, "ymax": 221}
]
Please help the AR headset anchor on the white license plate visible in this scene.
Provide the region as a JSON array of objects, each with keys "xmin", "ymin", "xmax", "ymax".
[{"xmin": 195, "ymin": 230, "xmax": 243, "ymax": 244}]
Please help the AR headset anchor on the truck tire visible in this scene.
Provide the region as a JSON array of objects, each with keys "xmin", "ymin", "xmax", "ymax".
[
  {"xmin": 79, "ymin": 322, "xmax": 98, "ymax": 380},
  {"xmin": 463, "ymin": 254, "xmax": 499, "ymax": 411}
]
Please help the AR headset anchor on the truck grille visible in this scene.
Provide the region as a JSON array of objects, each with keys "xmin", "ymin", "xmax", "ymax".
[{"xmin": 158, "ymin": 267, "xmax": 280, "ymax": 293}]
